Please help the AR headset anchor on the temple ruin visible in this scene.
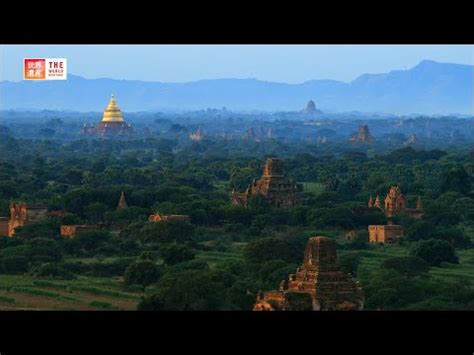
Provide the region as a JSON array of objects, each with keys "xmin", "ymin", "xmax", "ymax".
[
  {"xmin": 351, "ymin": 125, "xmax": 374, "ymax": 144},
  {"xmin": 148, "ymin": 213, "xmax": 191, "ymax": 223},
  {"xmin": 369, "ymin": 185, "xmax": 423, "ymax": 218},
  {"xmin": 231, "ymin": 158, "xmax": 299, "ymax": 208},
  {"xmin": 7, "ymin": 202, "xmax": 48, "ymax": 236},
  {"xmin": 60, "ymin": 225, "xmax": 99, "ymax": 239},
  {"xmin": 189, "ymin": 128, "xmax": 204, "ymax": 141},
  {"xmin": 368, "ymin": 222, "xmax": 405, "ymax": 244},
  {"xmin": 254, "ymin": 236, "xmax": 364, "ymax": 311}
]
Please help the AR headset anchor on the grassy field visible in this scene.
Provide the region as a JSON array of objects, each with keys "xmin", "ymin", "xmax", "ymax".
[
  {"xmin": 195, "ymin": 242, "xmax": 245, "ymax": 268},
  {"xmin": 299, "ymin": 182, "xmax": 324, "ymax": 194},
  {"xmin": 340, "ymin": 243, "xmax": 474, "ymax": 287},
  {"xmin": 0, "ymin": 274, "xmax": 142, "ymax": 310},
  {"xmin": 3, "ymin": 229, "xmax": 474, "ymax": 310}
]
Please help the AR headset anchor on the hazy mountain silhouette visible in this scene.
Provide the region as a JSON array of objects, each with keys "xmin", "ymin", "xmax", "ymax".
[{"xmin": 1, "ymin": 60, "xmax": 472, "ymax": 115}]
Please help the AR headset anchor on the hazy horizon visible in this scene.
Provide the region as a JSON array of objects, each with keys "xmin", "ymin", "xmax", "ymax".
[{"xmin": 1, "ymin": 45, "xmax": 473, "ymax": 83}]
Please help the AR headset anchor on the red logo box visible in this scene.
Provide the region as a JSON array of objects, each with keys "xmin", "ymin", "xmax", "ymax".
[{"xmin": 24, "ymin": 58, "xmax": 46, "ymax": 80}]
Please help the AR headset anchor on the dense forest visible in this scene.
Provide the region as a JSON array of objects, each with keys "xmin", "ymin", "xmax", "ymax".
[{"xmin": 0, "ymin": 112, "xmax": 474, "ymax": 310}]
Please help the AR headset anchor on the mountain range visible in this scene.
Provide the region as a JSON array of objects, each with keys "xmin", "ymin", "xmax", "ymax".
[{"xmin": 0, "ymin": 60, "xmax": 472, "ymax": 115}]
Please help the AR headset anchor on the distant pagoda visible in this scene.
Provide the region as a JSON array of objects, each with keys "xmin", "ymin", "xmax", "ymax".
[
  {"xmin": 189, "ymin": 127, "xmax": 204, "ymax": 141},
  {"xmin": 302, "ymin": 100, "xmax": 322, "ymax": 114},
  {"xmin": 351, "ymin": 125, "xmax": 374, "ymax": 144},
  {"xmin": 83, "ymin": 95, "xmax": 134, "ymax": 137}
]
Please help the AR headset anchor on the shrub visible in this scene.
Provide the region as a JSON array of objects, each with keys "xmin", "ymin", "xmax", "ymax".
[
  {"xmin": 435, "ymin": 227, "xmax": 472, "ymax": 249},
  {"xmin": 137, "ymin": 269, "xmax": 225, "ymax": 310},
  {"xmin": 159, "ymin": 243, "xmax": 195, "ymax": 266},
  {"xmin": 89, "ymin": 300, "xmax": 120, "ymax": 310},
  {"xmin": 406, "ymin": 221, "xmax": 436, "ymax": 241},
  {"xmin": 410, "ymin": 239, "xmax": 459, "ymax": 266},
  {"xmin": 137, "ymin": 220, "xmax": 195, "ymax": 244},
  {"xmin": 88, "ymin": 258, "xmax": 133, "ymax": 277},
  {"xmin": 166, "ymin": 259, "xmax": 210, "ymax": 274},
  {"xmin": 124, "ymin": 260, "xmax": 162, "ymax": 288},
  {"xmin": 0, "ymin": 255, "xmax": 29, "ymax": 274},
  {"xmin": 337, "ymin": 252, "xmax": 361, "ymax": 276},
  {"xmin": 138, "ymin": 251, "xmax": 159, "ymax": 262},
  {"xmin": 14, "ymin": 222, "xmax": 60, "ymax": 240},
  {"xmin": 244, "ymin": 237, "xmax": 304, "ymax": 264},
  {"xmin": 31, "ymin": 262, "xmax": 76, "ymax": 280},
  {"xmin": 70, "ymin": 230, "xmax": 113, "ymax": 255},
  {"xmin": 381, "ymin": 256, "xmax": 430, "ymax": 276},
  {"xmin": 0, "ymin": 295, "xmax": 16, "ymax": 304}
]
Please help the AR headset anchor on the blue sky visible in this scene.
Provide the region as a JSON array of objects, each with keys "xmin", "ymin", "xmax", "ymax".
[{"xmin": 1, "ymin": 45, "xmax": 473, "ymax": 83}]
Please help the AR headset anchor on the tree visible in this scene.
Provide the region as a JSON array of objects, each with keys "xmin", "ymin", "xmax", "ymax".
[
  {"xmin": 0, "ymin": 255, "xmax": 29, "ymax": 274},
  {"xmin": 381, "ymin": 256, "xmax": 430, "ymax": 277},
  {"xmin": 435, "ymin": 227, "xmax": 472, "ymax": 249},
  {"xmin": 337, "ymin": 252, "xmax": 361, "ymax": 276},
  {"xmin": 311, "ymin": 207, "xmax": 356, "ymax": 229},
  {"xmin": 410, "ymin": 239, "xmax": 459, "ymax": 266},
  {"xmin": 14, "ymin": 222, "xmax": 60, "ymax": 240},
  {"xmin": 137, "ymin": 269, "xmax": 225, "ymax": 310},
  {"xmin": 138, "ymin": 251, "xmax": 159, "ymax": 262},
  {"xmin": 0, "ymin": 243, "xmax": 62, "ymax": 271},
  {"xmin": 406, "ymin": 221, "xmax": 436, "ymax": 241},
  {"xmin": 441, "ymin": 165, "xmax": 471, "ymax": 195},
  {"xmin": 257, "ymin": 260, "xmax": 298, "ymax": 288},
  {"xmin": 124, "ymin": 260, "xmax": 162, "ymax": 288},
  {"xmin": 32, "ymin": 262, "xmax": 75, "ymax": 279},
  {"xmin": 159, "ymin": 243, "xmax": 195, "ymax": 266},
  {"xmin": 137, "ymin": 220, "xmax": 195, "ymax": 244},
  {"xmin": 244, "ymin": 237, "xmax": 303, "ymax": 264},
  {"xmin": 364, "ymin": 269, "xmax": 428, "ymax": 310},
  {"xmin": 70, "ymin": 230, "xmax": 113, "ymax": 255},
  {"xmin": 84, "ymin": 202, "xmax": 108, "ymax": 224}
]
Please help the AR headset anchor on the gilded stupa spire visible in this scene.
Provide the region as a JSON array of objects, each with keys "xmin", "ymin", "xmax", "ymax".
[{"xmin": 102, "ymin": 94, "xmax": 125, "ymax": 123}]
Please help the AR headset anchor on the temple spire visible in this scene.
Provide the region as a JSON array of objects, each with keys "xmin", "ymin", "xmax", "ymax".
[
  {"xmin": 416, "ymin": 196, "xmax": 423, "ymax": 210},
  {"xmin": 374, "ymin": 195, "xmax": 381, "ymax": 209},
  {"xmin": 102, "ymin": 94, "xmax": 125, "ymax": 123},
  {"xmin": 117, "ymin": 191, "xmax": 128, "ymax": 210}
]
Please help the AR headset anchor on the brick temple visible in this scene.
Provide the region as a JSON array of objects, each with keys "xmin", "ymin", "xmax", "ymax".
[
  {"xmin": 254, "ymin": 236, "xmax": 364, "ymax": 311},
  {"xmin": 368, "ymin": 222, "xmax": 405, "ymax": 244},
  {"xmin": 369, "ymin": 185, "xmax": 423, "ymax": 218},
  {"xmin": 231, "ymin": 157, "xmax": 299, "ymax": 207},
  {"xmin": 351, "ymin": 125, "xmax": 374, "ymax": 144},
  {"xmin": 148, "ymin": 213, "xmax": 190, "ymax": 223},
  {"xmin": 60, "ymin": 225, "xmax": 99, "ymax": 239},
  {"xmin": 7, "ymin": 202, "xmax": 48, "ymax": 236}
]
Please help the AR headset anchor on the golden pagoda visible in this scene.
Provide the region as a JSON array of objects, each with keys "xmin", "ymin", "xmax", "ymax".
[
  {"xmin": 82, "ymin": 95, "xmax": 134, "ymax": 137},
  {"xmin": 102, "ymin": 95, "xmax": 125, "ymax": 123}
]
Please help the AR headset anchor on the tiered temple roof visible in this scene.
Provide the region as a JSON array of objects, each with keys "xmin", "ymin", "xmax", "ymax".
[
  {"xmin": 368, "ymin": 185, "xmax": 423, "ymax": 218},
  {"xmin": 83, "ymin": 95, "xmax": 134, "ymax": 137},
  {"xmin": 231, "ymin": 158, "xmax": 299, "ymax": 207},
  {"xmin": 254, "ymin": 236, "xmax": 364, "ymax": 311}
]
